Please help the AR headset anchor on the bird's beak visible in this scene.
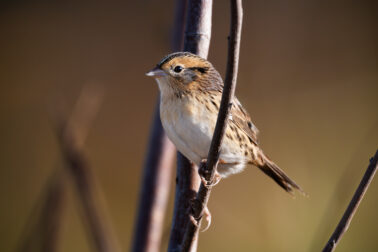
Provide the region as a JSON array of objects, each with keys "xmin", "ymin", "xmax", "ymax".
[{"xmin": 146, "ymin": 67, "xmax": 167, "ymax": 77}]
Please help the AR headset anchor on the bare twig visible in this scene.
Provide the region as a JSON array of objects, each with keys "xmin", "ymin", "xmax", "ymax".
[
  {"xmin": 55, "ymin": 86, "xmax": 120, "ymax": 252},
  {"xmin": 309, "ymin": 124, "xmax": 378, "ymax": 251},
  {"xmin": 181, "ymin": 0, "xmax": 243, "ymax": 250},
  {"xmin": 168, "ymin": 0, "xmax": 213, "ymax": 251},
  {"xmin": 131, "ymin": 1, "xmax": 187, "ymax": 251},
  {"xmin": 322, "ymin": 150, "xmax": 378, "ymax": 252}
]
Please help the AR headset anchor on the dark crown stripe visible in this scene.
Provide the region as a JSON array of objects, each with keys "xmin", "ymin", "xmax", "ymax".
[{"xmin": 157, "ymin": 52, "xmax": 199, "ymax": 68}]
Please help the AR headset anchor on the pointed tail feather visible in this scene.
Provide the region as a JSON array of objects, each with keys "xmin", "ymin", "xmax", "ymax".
[{"xmin": 256, "ymin": 152, "xmax": 305, "ymax": 195}]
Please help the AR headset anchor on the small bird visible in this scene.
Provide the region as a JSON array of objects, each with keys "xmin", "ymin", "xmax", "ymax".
[{"xmin": 147, "ymin": 52, "xmax": 303, "ymax": 194}]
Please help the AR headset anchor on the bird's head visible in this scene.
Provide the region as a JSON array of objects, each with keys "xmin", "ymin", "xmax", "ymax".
[{"xmin": 146, "ymin": 52, "xmax": 223, "ymax": 97}]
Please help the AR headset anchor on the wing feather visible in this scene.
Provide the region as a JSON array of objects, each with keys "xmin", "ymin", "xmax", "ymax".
[{"xmin": 229, "ymin": 98, "xmax": 259, "ymax": 145}]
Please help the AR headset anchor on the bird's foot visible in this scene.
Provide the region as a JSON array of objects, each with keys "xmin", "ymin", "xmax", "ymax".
[
  {"xmin": 201, "ymin": 207, "xmax": 212, "ymax": 232},
  {"xmin": 189, "ymin": 200, "xmax": 212, "ymax": 232},
  {"xmin": 198, "ymin": 159, "xmax": 222, "ymax": 188}
]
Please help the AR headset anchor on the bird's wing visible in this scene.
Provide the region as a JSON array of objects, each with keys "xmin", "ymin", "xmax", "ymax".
[{"xmin": 229, "ymin": 98, "xmax": 259, "ymax": 145}]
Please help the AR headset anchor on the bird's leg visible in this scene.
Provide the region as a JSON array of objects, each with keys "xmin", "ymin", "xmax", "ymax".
[
  {"xmin": 199, "ymin": 159, "xmax": 241, "ymax": 187},
  {"xmin": 193, "ymin": 158, "xmax": 241, "ymax": 231},
  {"xmin": 198, "ymin": 159, "xmax": 222, "ymax": 188}
]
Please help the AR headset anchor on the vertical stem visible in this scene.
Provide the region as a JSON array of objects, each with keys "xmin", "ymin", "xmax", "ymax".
[
  {"xmin": 183, "ymin": 0, "xmax": 212, "ymax": 58},
  {"xmin": 168, "ymin": 1, "xmax": 213, "ymax": 251},
  {"xmin": 168, "ymin": 154, "xmax": 200, "ymax": 251},
  {"xmin": 181, "ymin": 0, "xmax": 243, "ymax": 250},
  {"xmin": 131, "ymin": 104, "xmax": 176, "ymax": 252},
  {"xmin": 131, "ymin": 1, "xmax": 187, "ymax": 251}
]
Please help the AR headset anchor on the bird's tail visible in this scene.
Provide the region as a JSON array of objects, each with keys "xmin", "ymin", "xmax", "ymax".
[{"xmin": 254, "ymin": 151, "xmax": 305, "ymax": 195}]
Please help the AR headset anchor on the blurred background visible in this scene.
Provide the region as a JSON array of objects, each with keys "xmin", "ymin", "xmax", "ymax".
[{"xmin": 1, "ymin": 0, "xmax": 377, "ymax": 251}]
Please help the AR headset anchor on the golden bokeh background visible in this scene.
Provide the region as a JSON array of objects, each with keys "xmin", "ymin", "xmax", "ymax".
[{"xmin": 0, "ymin": 0, "xmax": 377, "ymax": 251}]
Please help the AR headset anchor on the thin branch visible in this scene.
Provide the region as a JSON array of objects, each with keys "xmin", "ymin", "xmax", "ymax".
[
  {"xmin": 308, "ymin": 123, "xmax": 378, "ymax": 251},
  {"xmin": 322, "ymin": 150, "xmax": 378, "ymax": 252},
  {"xmin": 168, "ymin": 0, "xmax": 213, "ymax": 251},
  {"xmin": 181, "ymin": 0, "xmax": 243, "ymax": 250}
]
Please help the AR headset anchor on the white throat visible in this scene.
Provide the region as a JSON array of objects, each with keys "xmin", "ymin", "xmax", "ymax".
[{"xmin": 155, "ymin": 77, "xmax": 176, "ymax": 98}]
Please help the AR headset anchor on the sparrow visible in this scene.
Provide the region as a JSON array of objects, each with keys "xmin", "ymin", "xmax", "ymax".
[{"xmin": 147, "ymin": 52, "xmax": 303, "ymax": 194}]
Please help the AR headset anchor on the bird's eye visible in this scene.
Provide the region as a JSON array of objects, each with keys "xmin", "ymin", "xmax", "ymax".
[{"xmin": 173, "ymin": 65, "xmax": 183, "ymax": 73}]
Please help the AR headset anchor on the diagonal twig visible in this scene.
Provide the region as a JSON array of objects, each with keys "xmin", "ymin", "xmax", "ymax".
[
  {"xmin": 322, "ymin": 150, "xmax": 378, "ymax": 252},
  {"xmin": 308, "ymin": 123, "xmax": 378, "ymax": 251},
  {"xmin": 17, "ymin": 170, "xmax": 67, "ymax": 252},
  {"xmin": 181, "ymin": 0, "xmax": 243, "ymax": 250},
  {"xmin": 54, "ymin": 86, "xmax": 120, "ymax": 252},
  {"xmin": 18, "ymin": 85, "xmax": 115, "ymax": 252},
  {"xmin": 39, "ymin": 172, "xmax": 66, "ymax": 252}
]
